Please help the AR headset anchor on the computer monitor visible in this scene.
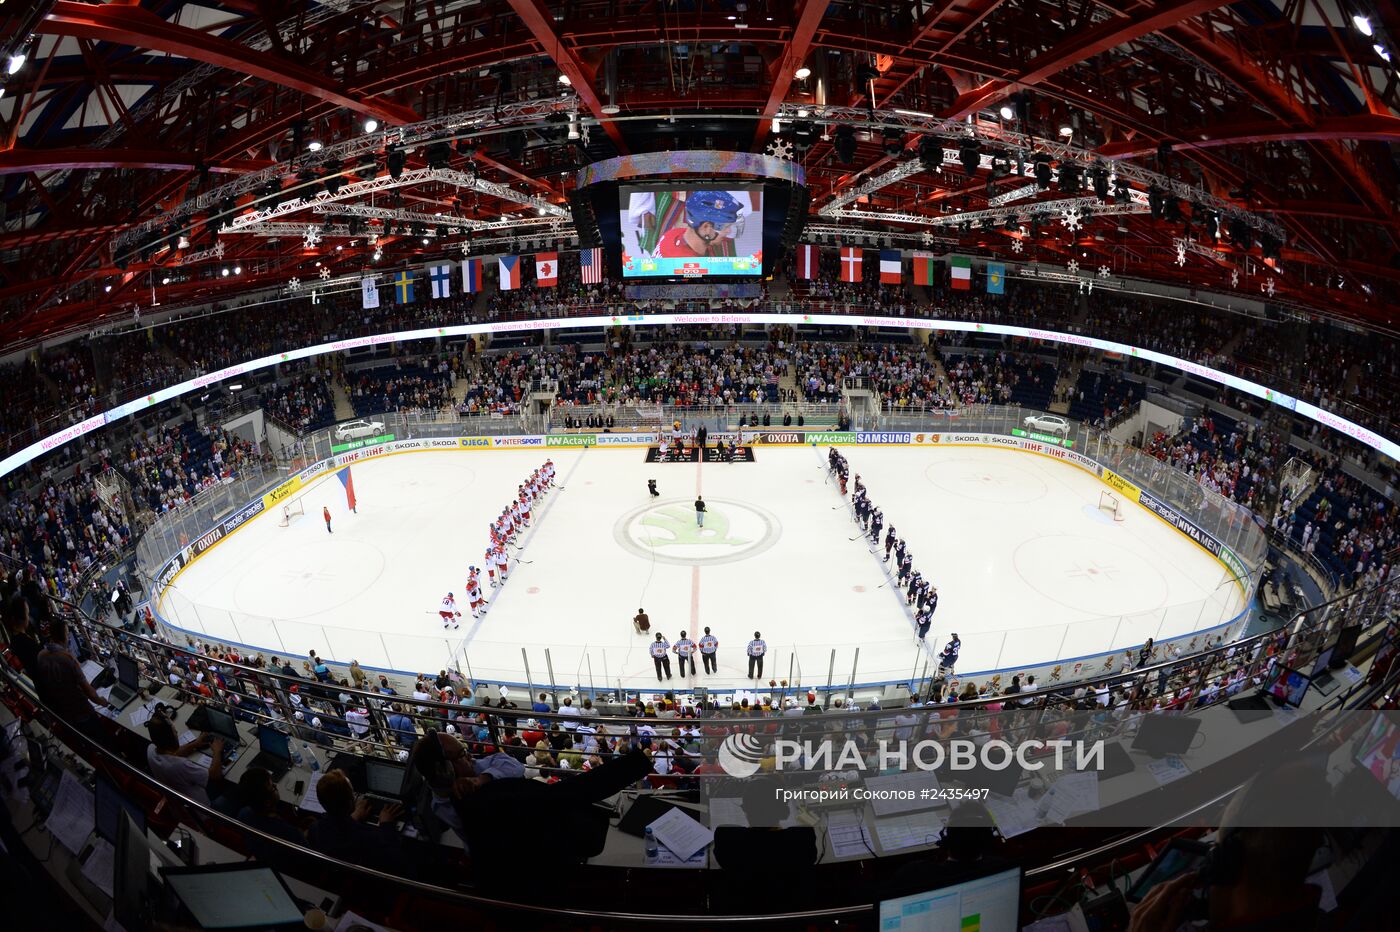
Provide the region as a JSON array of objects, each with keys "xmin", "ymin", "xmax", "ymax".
[
  {"xmin": 1353, "ymin": 717, "xmax": 1400, "ymax": 802},
  {"xmin": 161, "ymin": 862, "xmax": 304, "ymax": 929},
  {"xmin": 113, "ymin": 809, "xmax": 154, "ymax": 929},
  {"xmin": 1267, "ymin": 667, "xmax": 1311, "ymax": 709},
  {"xmin": 95, "ymin": 774, "xmax": 146, "ymax": 844},
  {"xmin": 364, "ymin": 759, "xmax": 407, "ymax": 799},
  {"xmin": 116, "ymin": 654, "xmax": 141, "ymax": 691},
  {"xmin": 1329, "ymin": 625, "xmax": 1362, "ymax": 665},
  {"xmin": 876, "ymin": 865, "xmax": 1022, "ymax": 931},
  {"xmin": 257, "ymin": 724, "xmax": 290, "ymax": 760},
  {"xmin": 1131, "ymin": 715, "xmax": 1202, "ymax": 757},
  {"xmin": 1309, "ymin": 646, "xmax": 1335, "ymax": 679},
  {"xmin": 199, "ymin": 706, "xmax": 242, "ymax": 744}
]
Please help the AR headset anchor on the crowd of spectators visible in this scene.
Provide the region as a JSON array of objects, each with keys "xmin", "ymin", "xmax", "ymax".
[{"xmin": 343, "ymin": 356, "xmax": 456, "ymax": 418}]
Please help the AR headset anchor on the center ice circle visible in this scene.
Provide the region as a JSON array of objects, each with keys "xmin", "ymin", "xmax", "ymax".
[
  {"xmin": 233, "ymin": 539, "xmax": 386, "ymax": 619},
  {"xmin": 924, "ymin": 456, "xmax": 1048, "ymax": 504},
  {"xmin": 1011, "ymin": 534, "xmax": 1169, "ymax": 616},
  {"xmin": 614, "ymin": 497, "xmax": 782, "ymax": 566}
]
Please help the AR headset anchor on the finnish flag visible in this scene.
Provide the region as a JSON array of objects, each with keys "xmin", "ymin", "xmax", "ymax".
[{"xmin": 427, "ymin": 262, "xmax": 452, "ymax": 299}]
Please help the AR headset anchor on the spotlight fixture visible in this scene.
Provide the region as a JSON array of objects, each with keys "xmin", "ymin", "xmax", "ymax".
[
  {"xmin": 1057, "ymin": 162, "xmax": 1082, "ymax": 194},
  {"xmin": 6, "ymin": 54, "xmax": 24, "ymax": 76},
  {"xmin": 104, "ymin": 284, "xmax": 112, "ymax": 293},
  {"xmin": 883, "ymin": 127, "xmax": 904, "ymax": 157},
  {"xmin": 558, "ymin": 74, "xmax": 572, "ymax": 85},
  {"xmin": 794, "ymin": 66, "xmax": 811, "ymax": 79},
  {"xmin": 1058, "ymin": 124, "xmax": 1073, "ymax": 137},
  {"xmin": 307, "ymin": 139, "xmax": 323, "ymax": 152},
  {"xmin": 918, "ymin": 136, "xmax": 942, "ymax": 173},
  {"xmin": 958, "ymin": 138, "xmax": 981, "ymax": 176},
  {"xmin": 386, "ymin": 146, "xmax": 405, "ymax": 180},
  {"xmin": 1091, "ymin": 164, "xmax": 1109, "ymax": 200},
  {"xmin": 161, "ymin": 277, "xmax": 170, "ymax": 285},
  {"xmin": 425, "ymin": 141, "xmax": 452, "ymax": 169},
  {"xmin": 1147, "ymin": 185, "xmax": 1164, "ymax": 219},
  {"xmin": 999, "ymin": 104, "xmax": 1014, "ymax": 121},
  {"xmin": 221, "ymin": 267, "xmax": 230, "ymax": 277},
  {"xmin": 833, "ymin": 125, "xmax": 857, "ymax": 164},
  {"xmin": 1229, "ymin": 217, "xmax": 1251, "ymax": 251},
  {"xmin": 1032, "ymin": 153, "xmax": 1052, "ymax": 189},
  {"xmin": 364, "ymin": 118, "xmax": 380, "ymax": 133},
  {"xmin": 233, "ymin": 265, "xmax": 242, "ymax": 275},
  {"xmin": 1353, "ymin": 14, "xmax": 1373, "ymax": 35}
]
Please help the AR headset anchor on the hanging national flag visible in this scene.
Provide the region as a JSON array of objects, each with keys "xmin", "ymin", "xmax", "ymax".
[
  {"xmin": 360, "ymin": 276, "xmax": 379, "ymax": 309},
  {"xmin": 393, "ymin": 269, "xmax": 416, "ymax": 304},
  {"xmin": 949, "ymin": 255, "xmax": 972, "ymax": 291},
  {"xmin": 535, "ymin": 252, "xmax": 558, "ymax": 288},
  {"xmin": 498, "ymin": 255, "xmax": 521, "ymax": 291},
  {"xmin": 579, "ymin": 247, "xmax": 604, "ymax": 285},
  {"xmin": 986, "ymin": 262, "xmax": 1006, "ymax": 295},
  {"xmin": 427, "ymin": 262, "xmax": 452, "ymax": 299},
  {"xmin": 879, "ymin": 249, "xmax": 902, "ymax": 284},
  {"xmin": 839, "ymin": 246, "xmax": 863, "ymax": 283},
  {"xmin": 912, "ymin": 252, "xmax": 936, "ymax": 286},
  {"xmin": 461, "ymin": 257, "xmax": 484, "ymax": 293},
  {"xmin": 337, "ymin": 466, "xmax": 357, "ymax": 513},
  {"xmin": 795, "ymin": 244, "xmax": 819, "ymax": 279}
]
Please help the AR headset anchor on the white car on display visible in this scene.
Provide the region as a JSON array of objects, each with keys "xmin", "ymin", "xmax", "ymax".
[
  {"xmin": 334, "ymin": 419, "xmax": 385, "ymax": 440},
  {"xmin": 1023, "ymin": 414, "xmax": 1070, "ymax": 436}
]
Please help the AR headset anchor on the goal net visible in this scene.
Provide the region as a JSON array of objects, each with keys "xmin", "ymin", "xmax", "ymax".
[
  {"xmin": 1098, "ymin": 490, "xmax": 1125, "ymax": 522},
  {"xmin": 278, "ymin": 499, "xmax": 306, "ymax": 527}
]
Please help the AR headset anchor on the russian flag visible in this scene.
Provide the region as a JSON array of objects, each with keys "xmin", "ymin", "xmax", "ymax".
[
  {"xmin": 498, "ymin": 255, "xmax": 521, "ymax": 291},
  {"xmin": 795, "ymin": 244, "xmax": 818, "ymax": 279},
  {"xmin": 461, "ymin": 257, "xmax": 483, "ymax": 293},
  {"xmin": 337, "ymin": 466, "xmax": 357, "ymax": 512}
]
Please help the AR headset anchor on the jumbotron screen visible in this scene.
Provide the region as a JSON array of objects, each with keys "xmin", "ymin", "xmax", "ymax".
[{"xmin": 619, "ymin": 186, "xmax": 763, "ymax": 279}]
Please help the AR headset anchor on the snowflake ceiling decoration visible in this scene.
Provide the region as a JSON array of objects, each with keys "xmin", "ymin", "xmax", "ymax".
[
  {"xmin": 765, "ymin": 138, "xmax": 795, "ymax": 161},
  {"xmin": 1097, "ymin": 265, "xmax": 1110, "ymax": 279},
  {"xmin": 1066, "ymin": 259, "xmax": 1079, "ymax": 274},
  {"xmin": 212, "ymin": 240, "xmax": 225, "ymax": 258},
  {"xmin": 1175, "ymin": 241, "xmax": 1188, "ymax": 267},
  {"xmin": 1059, "ymin": 206, "xmax": 1082, "ymax": 233},
  {"xmin": 302, "ymin": 225, "xmax": 322, "ymax": 251},
  {"xmin": 1010, "ymin": 237, "xmax": 1023, "ymax": 254},
  {"xmin": 319, "ymin": 266, "xmax": 331, "ymax": 281},
  {"xmin": 921, "ymin": 229, "xmax": 935, "ymax": 247},
  {"xmin": 1262, "ymin": 277, "xmax": 1276, "ymax": 297},
  {"xmin": 287, "ymin": 277, "xmax": 301, "ymax": 291},
  {"xmin": 460, "ymin": 241, "xmax": 472, "ymax": 256},
  {"xmin": 1231, "ymin": 268, "xmax": 1239, "ymax": 288}
]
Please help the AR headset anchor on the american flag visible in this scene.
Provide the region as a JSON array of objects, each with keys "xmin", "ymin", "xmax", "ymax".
[{"xmin": 579, "ymin": 247, "xmax": 604, "ymax": 284}]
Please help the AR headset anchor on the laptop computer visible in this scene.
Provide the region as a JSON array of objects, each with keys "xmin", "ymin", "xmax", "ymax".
[
  {"xmin": 245, "ymin": 725, "xmax": 294, "ymax": 781},
  {"xmin": 108, "ymin": 655, "xmax": 142, "ymax": 709},
  {"xmin": 362, "ymin": 759, "xmax": 409, "ymax": 803}
]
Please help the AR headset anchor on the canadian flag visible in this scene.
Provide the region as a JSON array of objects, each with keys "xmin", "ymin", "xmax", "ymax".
[{"xmin": 535, "ymin": 252, "xmax": 558, "ymax": 287}]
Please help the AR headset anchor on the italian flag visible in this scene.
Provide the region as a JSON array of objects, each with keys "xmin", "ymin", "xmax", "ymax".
[
  {"xmin": 950, "ymin": 254, "xmax": 972, "ymax": 290},
  {"xmin": 912, "ymin": 252, "xmax": 936, "ymax": 286}
]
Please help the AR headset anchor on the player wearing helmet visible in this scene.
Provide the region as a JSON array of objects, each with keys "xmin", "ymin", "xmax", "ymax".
[{"xmin": 658, "ymin": 191, "xmax": 744, "ymax": 258}]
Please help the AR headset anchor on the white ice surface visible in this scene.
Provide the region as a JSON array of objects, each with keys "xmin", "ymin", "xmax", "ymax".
[{"xmin": 162, "ymin": 446, "xmax": 1244, "ymax": 691}]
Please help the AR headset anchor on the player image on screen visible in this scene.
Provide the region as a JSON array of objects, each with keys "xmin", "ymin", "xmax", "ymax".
[{"xmin": 620, "ymin": 187, "xmax": 762, "ymax": 278}]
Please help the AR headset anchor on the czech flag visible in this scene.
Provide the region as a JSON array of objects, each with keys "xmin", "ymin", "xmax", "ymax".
[
  {"xmin": 795, "ymin": 244, "xmax": 819, "ymax": 279},
  {"xmin": 498, "ymin": 255, "xmax": 522, "ymax": 291},
  {"xmin": 337, "ymin": 466, "xmax": 357, "ymax": 512}
]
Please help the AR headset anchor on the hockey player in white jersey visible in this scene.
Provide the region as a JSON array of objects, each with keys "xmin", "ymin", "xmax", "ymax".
[
  {"xmin": 438, "ymin": 593, "xmax": 461, "ymax": 629},
  {"xmin": 465, "ymin": 568, "xmax": 487, "ymax": 618}
]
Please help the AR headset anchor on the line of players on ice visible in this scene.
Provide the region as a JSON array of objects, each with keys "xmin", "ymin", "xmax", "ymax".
[
  {"xmin": 828, "ymin": 447, "xmax": 961, "ymax": 675},
  {"xmin": 437, "ymin": 460, "xmax": 556, "ymax": 628}
]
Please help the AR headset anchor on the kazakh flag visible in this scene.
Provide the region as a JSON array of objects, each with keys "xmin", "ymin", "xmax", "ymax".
[{"xmin": 986, "ymin": 262, "xmax": 1006, "ymax": 295}]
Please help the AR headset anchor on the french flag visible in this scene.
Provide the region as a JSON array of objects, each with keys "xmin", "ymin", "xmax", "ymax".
[
  {"xmin": 337, "ymin": 466, "xmax": 357, "ymax": 513},
  {"xmin": 795, "ymin": 244, "xmax": 819, "ymax": 280},
  {"xmin": 498, "ymin": 255, "xmax": 521, "ymax": 291}
]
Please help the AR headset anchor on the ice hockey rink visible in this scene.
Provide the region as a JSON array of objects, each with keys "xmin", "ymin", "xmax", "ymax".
[{"xmin": 160, "ymin": 445, "xmax": 1247, "ymax": 692}]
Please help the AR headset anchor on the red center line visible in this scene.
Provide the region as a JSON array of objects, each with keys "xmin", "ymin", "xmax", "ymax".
[{"xmin": 691, "ymin": 451, "xmax": 703, "ymax": 628}]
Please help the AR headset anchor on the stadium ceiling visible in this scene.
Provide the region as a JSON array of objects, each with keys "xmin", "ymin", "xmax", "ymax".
[{"xmin": 0, "ymin": 0, "xmax": 1397, "ymax": 342}]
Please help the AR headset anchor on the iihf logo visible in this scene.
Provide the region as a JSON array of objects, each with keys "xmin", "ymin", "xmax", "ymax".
[{"xmin": 717, "ymin": 733, "xmax": 765, "ymax": 778}]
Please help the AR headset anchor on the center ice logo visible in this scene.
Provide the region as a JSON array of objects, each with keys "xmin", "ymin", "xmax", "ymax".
[{"xmin": 614, "ymin": 498, "xmax": 781, "ymax": 566}]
